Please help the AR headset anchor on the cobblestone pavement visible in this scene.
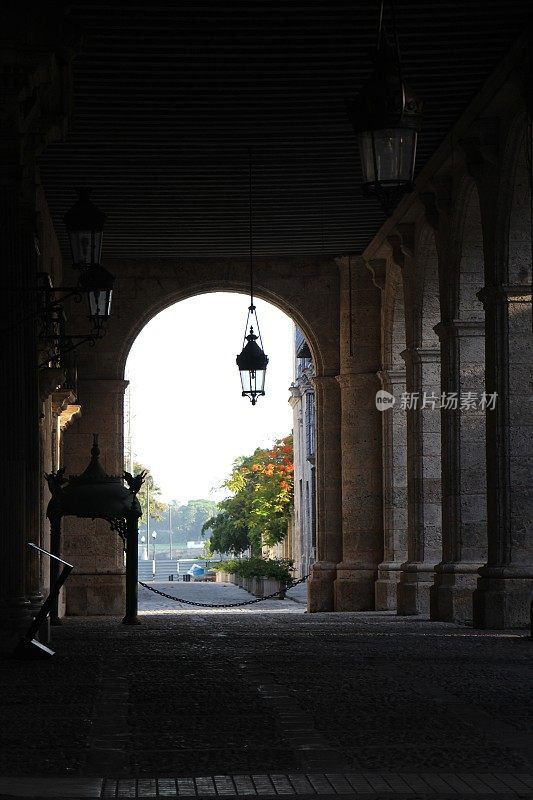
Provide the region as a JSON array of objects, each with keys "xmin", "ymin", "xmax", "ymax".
[{"xmin": 0, "ymin": 581, "xmax": 531, "ymax": 799}]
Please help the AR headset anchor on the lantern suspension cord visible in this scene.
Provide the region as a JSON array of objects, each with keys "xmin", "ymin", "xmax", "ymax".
[
  {"xmin": 526, "ymin": 99, "xmax": 533, "ymax": 334},
  {"xmin": 245, "ymin": 147, "xmax": 266, "ymax": 350},
  {"xmin": 376, "ymin": 0, "xmax": 406, "ymax": 119},
  {"xmin": 248, "ymin": 147, "xmax": 254, "ymax": 311}
]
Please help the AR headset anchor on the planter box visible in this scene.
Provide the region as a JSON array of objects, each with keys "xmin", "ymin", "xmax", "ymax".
[
  {"xmin": 250, "ymin": 577, "xmax": 264, "ymax": 597},
  {"xmin": 262, "ymin": 578, "xmax": 286, "ymax": 600}
]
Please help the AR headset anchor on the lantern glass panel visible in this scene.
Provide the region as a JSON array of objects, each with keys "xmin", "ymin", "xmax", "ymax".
[
  {"xmin": 358, "ymin": 128, "xmax": 417, "ymax": 185},
  {"xmin": 88, "ymin": 288, "xmax": 112, "ymax": 319},
  {"xmin": 69, "ymin": 230, "xmax": 103, "ymax": 268},
  {"xmin": 239, "ymin": 367, "xmax": 266, "ymax": 398}
]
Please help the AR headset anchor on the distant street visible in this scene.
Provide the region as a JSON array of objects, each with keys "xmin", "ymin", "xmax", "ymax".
[{"xmin": 138, "ymin": 579, "xmax": 308, "ymax": 614}]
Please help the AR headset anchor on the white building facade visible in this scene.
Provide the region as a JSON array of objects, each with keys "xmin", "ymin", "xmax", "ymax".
[{"xmin": 288, "ymin": 328, "xmax": 317, "ymax": 579}]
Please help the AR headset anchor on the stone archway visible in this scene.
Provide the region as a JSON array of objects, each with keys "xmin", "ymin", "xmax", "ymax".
[{"xmin": 60, "ymin": 256, "xmax": 340, "ymax": 615}]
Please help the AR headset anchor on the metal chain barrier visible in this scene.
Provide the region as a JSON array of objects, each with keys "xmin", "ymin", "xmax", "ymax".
[{"xmin": 138, "ymin": 574, "xmax": 309, "ymax": 608}]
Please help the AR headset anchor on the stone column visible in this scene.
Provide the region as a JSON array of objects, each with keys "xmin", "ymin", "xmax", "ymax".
[
  {"xmin": 307, "ymin": 375, "xmax": 342, "ymax": 612},
  {"xmin": 431, "ymin": 320, "xmax": 486, "ymax": 622},
  {"xmin": 62, "ymin": 378, "xmax": 128, "ymax": 615},
  {"xmin": 460, "ymin": 121, "xmax": 533, "ymax": 628},
  {"xmin": 397, "ymin": 347, "xmax": 442, "ymax": 614},
  {"xmin": 334, "ymin": 257, "xmax": 383, "ymax": 611},
  {"xmin": 473, "ymin": 284, "xmax": 533, "ymax": 627},
  {"xmin": 375, "ymin": 368, "xmax": 408, "ymax": 610},
  {"xmin": 0, "ymin": 173, "xmax": 39, "ymax": 633}
]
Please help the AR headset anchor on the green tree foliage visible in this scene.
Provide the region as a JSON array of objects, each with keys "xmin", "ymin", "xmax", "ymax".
[
  {"xmin": 202, "ymin": 435, "xmax": 294, "ymax": 556},
  {"xmin": 133, "ymin": 461, "xmax": 166, "ymax": 523},
  {"xmin": 171, "ymin": 499, "xmax": 219, "ymax": 542}
]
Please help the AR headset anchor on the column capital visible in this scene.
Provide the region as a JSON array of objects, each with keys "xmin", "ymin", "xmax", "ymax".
[
  {"xmin": 459, "ymin": 118, "xmax": 499, "ymax": 185},
  {"xmin": 434, "ymin": 319, "xmax": 485, "ymax": 340},
  {"xmin": 365, "ymin": 258, "xmax": 387, "ymax": 290},
  {"xmin": 78, "ymin": 378, "xmax": 130, "ymax": 395},
  {"xmin": 39, "ymin": 367, "xmax": 66, "ymax": 403},
  {"xmin": 401, "ymin": 347, "xmax": 440, "ymax": 366},
  {"xmin": 378, "ymin": 368, "xmax": 406, "ymax": 387},
  {"xmin": 336, "ymin": 371, "xmax": 381, "ymax": 390},
  {"xmin": 51, "ymin": 388, "xmax": 76, "ymax": 417},
  {"xmin": 387, "ymin": 223, "xmax": 415, "ymax": 270},
  {"xmin": 59, "ymin": 404, "xmax": 82, "ymax": 432},
  {"xmin": 311, "ymin": 374, "xmax": 339, "ymax": 389},
  {"xmin": 477, "ymin": 284, "xmax": 532, "ymax": 307},
  {"xmin": 288, "ymin": 384, "xmax": 301, "ymax": 401}
]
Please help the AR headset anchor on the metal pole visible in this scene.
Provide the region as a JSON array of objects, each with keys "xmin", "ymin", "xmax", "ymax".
[
  {"xmin": 146, "ymin": 480, "xmax": 150, "ymax": 541},
  {"xmin": 49, "ymin": 514, "xmax": 62, "ymax": 626},
  {"xmin": 123, "ymin": 514, "xmax": 140, "ymax": 624},
  {"xmin": 169, "ymin": 504, "xmax": 173, "ymax": 560}
]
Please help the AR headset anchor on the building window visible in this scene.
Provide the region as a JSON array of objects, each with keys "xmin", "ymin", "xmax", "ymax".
[
  {"xmin": 310, "ymin": 466, "xmax": 316, "ymax": 550},
  {"xmin": 305, "ymin": 391, "xmax": 315, "ymax": 458}
]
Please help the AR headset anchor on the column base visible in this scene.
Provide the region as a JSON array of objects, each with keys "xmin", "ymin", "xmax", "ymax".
[
  {"xmin": 473, "ymin": 567, "xmax": 533, "ymax": 629},
  {"xmin": 307, "ymin": 561, "xmax": 336, "ymax": 612},
  {"xmin": 65, "ymin": 572, "xmax": 125, "ymax": 616},
  {"xmin": 429, "ymin": 562, "xmax": 483, "ymax": 622},
  {"xmin": 397, "ymin": 563, "xmax": 435, "ymax": 615},
  {"xmin": 375, "ymin": 561, "xmax": 403, "ymax": 610},
  {"xmin": 334, "ymin": 563, "xmax": 376, "ymax": 611}
]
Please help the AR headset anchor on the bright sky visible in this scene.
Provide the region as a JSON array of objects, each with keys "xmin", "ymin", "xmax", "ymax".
[{"xmin": 125, "ymin": 293, "xmax": 295, "ymax": 504}]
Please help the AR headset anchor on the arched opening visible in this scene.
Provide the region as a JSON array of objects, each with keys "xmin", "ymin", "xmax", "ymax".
[
  {"xmin": 58, "ymin": 257, "xmax": 340, "ymax": 617},
  {"xmin": 116, "ymin": 290, "xmax": 321, "ymax": 613}
]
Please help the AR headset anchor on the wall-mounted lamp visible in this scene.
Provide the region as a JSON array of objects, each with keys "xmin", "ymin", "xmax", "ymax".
[
  {"xmin": 38, "ymin": 188, "xmax": 114, "ymax": 369},
  {"xmin": 63, "ymin": 187, "xmax": 106, "ymax": 269}
]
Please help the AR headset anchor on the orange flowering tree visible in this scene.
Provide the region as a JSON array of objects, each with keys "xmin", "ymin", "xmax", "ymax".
[{"xmin": 202, "ymin": 435, "xmax": 294, "ymax": 555}]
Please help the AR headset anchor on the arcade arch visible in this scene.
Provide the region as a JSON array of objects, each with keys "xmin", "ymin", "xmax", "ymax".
[{"xmin": 60, "ymin": 257, "xmax": 341, "ymax": 615}]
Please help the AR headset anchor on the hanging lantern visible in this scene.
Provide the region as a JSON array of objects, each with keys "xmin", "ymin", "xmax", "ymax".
[
  {"xmin": 236, "ymin": 151, "xmax": 269, "ymax": 405},
  {"xmin": 79, "ymin": 264, "xmax": 115, "ymax": 329},
  {"xmin": 236, "ymin": 317, "xmax": 269, "ymax": 405},
  {"xmin": 63, "ymin": 187, "xmax": 106, "ymax": 268},
  {"xmin": 348, "ymin": 1, "xmax": 423, "ymax": 215}
]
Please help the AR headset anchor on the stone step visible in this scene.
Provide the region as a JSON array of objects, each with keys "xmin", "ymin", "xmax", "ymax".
[{"xmin": 0, "ymin": 772, "xmax": 531, "ymax": 799}]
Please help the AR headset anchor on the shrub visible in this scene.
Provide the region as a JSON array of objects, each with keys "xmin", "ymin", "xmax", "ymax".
[{"xmin": 215, "ymin": 557, "xmax": 294, "ymax": 585}]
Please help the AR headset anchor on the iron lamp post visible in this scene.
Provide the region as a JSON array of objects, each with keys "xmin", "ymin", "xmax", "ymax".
[{"xmin": 152, "ymin": 531, "xmax": 157, "ymax": 577}]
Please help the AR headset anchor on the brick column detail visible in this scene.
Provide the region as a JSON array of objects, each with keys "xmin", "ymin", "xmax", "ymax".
[
  {"xmin": 397, "ymin": 347, "xmax": 442, "ymax": 614},
  {"xmin": 431, "ymin": 320, "xmax": 486, "ymax": 622},
  {"xmin": 375, "ymin": 368, "xmax": 408, "ymax": 610}
]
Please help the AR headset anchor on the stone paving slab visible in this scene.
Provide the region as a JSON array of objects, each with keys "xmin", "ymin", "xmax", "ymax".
[
  {"xmin": 0, "ymin": 773, "xmax": 533, "ymax": 798},
  {"xmin": 0, "ymin": 583, "xmax": 531, "ymax": 787}
]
